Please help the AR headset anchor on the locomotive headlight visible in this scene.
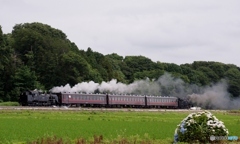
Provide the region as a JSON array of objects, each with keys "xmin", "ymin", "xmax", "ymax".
[{"xmin": 69, "ymin": 95, "xmax": 71, "ymax": 98}]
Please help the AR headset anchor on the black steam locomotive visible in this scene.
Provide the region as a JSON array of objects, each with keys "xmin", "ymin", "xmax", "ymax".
[{"xmin": 19, "ymin": 90, "xmax": 191, "ymax": 109}]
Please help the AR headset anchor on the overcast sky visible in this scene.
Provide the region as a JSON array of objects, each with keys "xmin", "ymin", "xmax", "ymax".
[{"xmin": 1, "ymin": 0, "xmax": 240, "ymax": 66}]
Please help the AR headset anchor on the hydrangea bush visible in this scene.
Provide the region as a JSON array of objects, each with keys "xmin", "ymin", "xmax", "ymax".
[{"xmin": 174, "ymin": 111, "xmax": 229, "ymax": 143}]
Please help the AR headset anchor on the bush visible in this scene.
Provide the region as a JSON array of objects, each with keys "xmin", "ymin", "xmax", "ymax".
[
  {"xmin": 0, "ymin": 101, "xmax": 20, "ymax": 106},
  {"xmin": 174, "ymin": 111, "xmax": 229, "ymax": 143}
]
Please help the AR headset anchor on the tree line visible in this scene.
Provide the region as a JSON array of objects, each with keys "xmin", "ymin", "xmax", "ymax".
[{"xmin": 0, "ymin": 22, "xmax": 240, "ymax": 102}]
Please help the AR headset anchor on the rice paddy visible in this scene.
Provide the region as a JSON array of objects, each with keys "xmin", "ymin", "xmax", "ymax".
[{"xmin": 0, "ymin": 108, "xmax": 239, "ymax": 143}]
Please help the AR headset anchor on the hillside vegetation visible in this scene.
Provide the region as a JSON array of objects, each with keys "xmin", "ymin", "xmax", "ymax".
[{"xmin": 0, "ymin": 22, "xmax": 240, "ymax": 102}]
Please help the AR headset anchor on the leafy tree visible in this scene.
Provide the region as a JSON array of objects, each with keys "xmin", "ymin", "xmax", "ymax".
[
  {"xmin": 123, "ymin": 56, "xmax": 155, "ymax": 82},
  {"xmin": 124, "ymin": 56, "xmax": 154, "ymax": 72},
  {"xmin": 12, "ymin": 65, "xmax": 43, "ymax": 100},
  {"xmin": 196, "ymin": 66, "xmax": 219, "ymax": 83},
  {"xmin": 59, "ymin": 51, "xmax": 91, "ymax": 86},
  {"xmin": 186, "ymin": 70, "xmax": 209, "ymax": 86},
  {"xmin": 105, "ymin": 53, "xmax": 126, "ymax": 82},
  {"xmin": 0, "ymin": 28, "xmax": 17, "ymax": 101},
  {"xmin": 209, "ymin": 62, "xmax": 226, "ymax": 78},
  {"xmin": 163, "ymin": 63, "xmax": 182, "ymax": 73},
  {"xmin": 11, "ymin": 22, "xmax": 84, "ymax": 89},
  {"xmin": 154, "ymin": 61, "xmax": 165, "ymax": 70},
  {"xmin": 224, "ymin": 68, "xmax": 240, "ymax": 97}
]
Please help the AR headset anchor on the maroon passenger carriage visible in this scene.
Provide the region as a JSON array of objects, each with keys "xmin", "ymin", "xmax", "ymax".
[
  {"xmin": 108, "ymin": 94, "xmax": 146, "ymax": 108},
  {"xmin": 57, "ymin": 93, "xmax": 107, "ymax": 107},
  {"xmin": 146, "ymin": 96, "xmax": 178, "ymax": 108}
]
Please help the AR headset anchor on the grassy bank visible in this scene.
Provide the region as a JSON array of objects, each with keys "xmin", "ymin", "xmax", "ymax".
[{"xmin": 0, "ymin": 101, "xmax": 20, "ymax": 106}]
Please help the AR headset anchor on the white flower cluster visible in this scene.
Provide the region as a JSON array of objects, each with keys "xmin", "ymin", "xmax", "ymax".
[{"xmin": 174, "ymin": 111, "xmax": 229, "ymax": 142}]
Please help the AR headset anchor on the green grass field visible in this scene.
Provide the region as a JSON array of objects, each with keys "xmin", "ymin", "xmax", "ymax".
[{"xmin": 0, "ymin": 109, "xmax": 239, "ymax": 143}]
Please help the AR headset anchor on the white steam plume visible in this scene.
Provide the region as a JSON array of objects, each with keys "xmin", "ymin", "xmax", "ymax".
[{"xmin": 49, "ymin": 73, "xmax": 240, "ymax": 109}]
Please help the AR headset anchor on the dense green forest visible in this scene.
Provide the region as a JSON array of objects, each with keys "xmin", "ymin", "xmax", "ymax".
[{"xmin": 0, "ymin": 22, "xmax": 240, "ymax": 102}]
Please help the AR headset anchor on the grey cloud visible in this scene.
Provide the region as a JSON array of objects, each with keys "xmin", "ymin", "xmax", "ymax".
[{"xmin": 1, "ymin": 0, "xmax": 240, "ymax": 66}]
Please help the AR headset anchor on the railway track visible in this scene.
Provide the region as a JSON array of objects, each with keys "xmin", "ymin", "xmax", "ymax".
[{"xmin": 0, "ymin": 106, "xmax": 227, "ymax": 112}]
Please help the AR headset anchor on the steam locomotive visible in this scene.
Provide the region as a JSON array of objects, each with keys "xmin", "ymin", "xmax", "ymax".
[{"xmin": 19, "ymin": 90, "xmax": 191, "ymax": 109}]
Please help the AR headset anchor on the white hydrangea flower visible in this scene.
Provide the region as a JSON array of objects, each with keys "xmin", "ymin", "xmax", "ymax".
[{"xmin": 174, "ymin": 111, "xmax": 228, "ymax": 143}]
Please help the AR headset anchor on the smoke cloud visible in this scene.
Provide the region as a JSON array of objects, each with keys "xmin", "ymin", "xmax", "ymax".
[
  {"xmin": 188, "ymin": 81, "xmax": 240, "ymax": 109},
  {"xmin": 50, "ymin": 73, "xmax": 240, "ymax": 109}
]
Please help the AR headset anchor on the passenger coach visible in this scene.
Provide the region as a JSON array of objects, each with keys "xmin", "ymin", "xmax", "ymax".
[
  {"xmin": 56, "ymin": 93, "xmax": 107, "ymax": 107},
  {"xmin": 108, "ymin": 94, "xmax": 146, "ymax": 108}
]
